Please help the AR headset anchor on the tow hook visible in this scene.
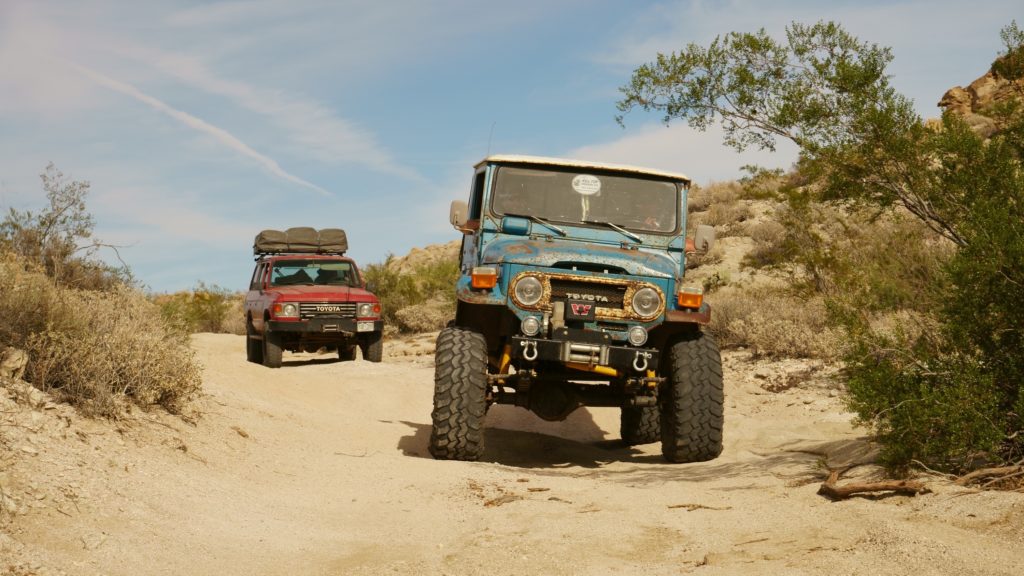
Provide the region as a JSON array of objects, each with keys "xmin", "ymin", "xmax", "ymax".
[
  {"xmin": 633, "ymin": 351, "xmax": 652, "ymax": 372},
  {"xmin": 520, "ymin": 340, "xmax": 539, "ymax": 361}
]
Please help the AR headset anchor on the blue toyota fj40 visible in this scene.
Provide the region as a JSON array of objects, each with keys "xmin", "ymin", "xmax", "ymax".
[{"xmin": 431, "ymin": 155, "xmax": 720, "ymax": 463}]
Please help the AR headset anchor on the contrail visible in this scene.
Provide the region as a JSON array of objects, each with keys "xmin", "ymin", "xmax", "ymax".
[{"xmin": 69, "ymin": 62, "xmax": 330, "ymax": 196}]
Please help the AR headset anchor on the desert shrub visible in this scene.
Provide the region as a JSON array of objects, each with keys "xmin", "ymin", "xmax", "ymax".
[
  {"xmin": 837, "ymin": 114, "xmax": 1024, "ymax": 472},
  {"xmin": 363, "ymin": 255, "xmax": 458, "ymax": 333},
  {"xmin": 992, "ymin": 20, "xmax": 1024, "ymax": 81},
  {"xmin": 703, "ymin": 201, "xmax": 753, "ymax": 232},
  {"xmin": 686, "ymin": 185, "xmax": 712, "ymax": 212},
  {"xmin": 0, "ymin": 253, "xmax": 200, "ymax": 416},
  {"xmin": 708, "ymin": 286, "xmax": 841, "ymax": 359},
  {"xmin": 842, "ymin": 319, "xmax": 1009, "ymax": 473},
  {"xmin": 156, "ymin": 283, "xmax": 243, "ymax": 334},
  {"xmin": 0, "ymin": 164, "xmax": 129, "ymax": 290},
  {"xmin": 737, "ymin": 166, "xmax": 796, "ymax": 200},
  {"xmin": 394, "ymin": 295, "xmax": 452, "ymax": 333},
  {"xmin": 740, "ymin": 219, "xmax": 787, "ymax": 269}
]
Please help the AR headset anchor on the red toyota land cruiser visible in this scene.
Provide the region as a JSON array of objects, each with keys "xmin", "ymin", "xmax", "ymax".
[{"xmin": 244, "ymin": 227, "xmax": 384, "ymax": 368}]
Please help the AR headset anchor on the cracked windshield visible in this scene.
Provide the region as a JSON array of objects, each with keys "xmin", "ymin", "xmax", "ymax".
[{"xmin": 491, "ymin": 166, "xmax": 679, "ymax": 233}]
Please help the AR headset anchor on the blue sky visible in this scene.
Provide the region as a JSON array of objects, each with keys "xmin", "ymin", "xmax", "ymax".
[{"xmin": 0, "ymin": 0, "xmax": 1018, "ymax": 292}]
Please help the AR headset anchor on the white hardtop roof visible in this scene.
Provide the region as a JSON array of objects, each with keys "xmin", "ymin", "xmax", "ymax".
[{"xmin": 476, "ymin": 154, "xmax": 690, "ymax": 184}]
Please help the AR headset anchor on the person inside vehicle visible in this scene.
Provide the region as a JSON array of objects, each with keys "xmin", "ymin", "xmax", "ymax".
[
  {"xmin": 275, "ymin": 267, "xmax": 312, "ymax": 285},
  {"xmin": 315, "ymin": 268, "xmax": 340, "ymax": 285}
]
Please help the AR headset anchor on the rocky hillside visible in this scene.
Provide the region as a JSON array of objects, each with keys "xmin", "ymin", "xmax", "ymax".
[{"xmin": 939, "ymin": 56, "xmax": 1024, "ymax": 136}]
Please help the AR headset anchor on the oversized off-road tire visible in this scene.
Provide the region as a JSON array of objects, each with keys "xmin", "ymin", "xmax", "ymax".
[
  {"xmin": 338, "ymin": 345, "xmax": 357, "ymax": 361},
  {"xmin": 246, "ymin": 318, "xmax": 263, "ymax": 364},
  {"xmin": 429, "ymin": 327, "xmax": 487, "ymax": 461},
  {"xmin": 660, "ymin": 331, "xmax": 724, "ymax": 463},
  {"xmin": 262, "ymin": 328, "xmax": 283, "ymax": 369},
  {"xmin": 360, "ymin": 332, "xmax": 383, "ymax": 363},
  {"xmin": 621, "ymin": 404, "xmax": 661, "ymax": 445}
]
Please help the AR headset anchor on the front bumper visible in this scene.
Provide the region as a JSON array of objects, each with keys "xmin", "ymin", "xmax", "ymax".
[
  {"xmin": 268, "ymin": 318, "xmax": 383, "ymax": 334},
  {"xmin": 510, "ymin": 331, "xmax": 658, "ymax": 374}
]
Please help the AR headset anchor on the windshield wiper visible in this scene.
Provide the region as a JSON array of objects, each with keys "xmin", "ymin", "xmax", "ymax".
[
  {"xmin": 504, "ymin": 213, "xmax": 566, "ymax": 236},
  {"xmin": 583, "ymin": 220, "xmax": 642, "ymax": 244}
]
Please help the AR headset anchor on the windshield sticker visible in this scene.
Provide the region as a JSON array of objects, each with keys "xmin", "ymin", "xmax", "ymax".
[{"xmin": 571, "ymin": 174, "xmax": 601, "ymax": 196}]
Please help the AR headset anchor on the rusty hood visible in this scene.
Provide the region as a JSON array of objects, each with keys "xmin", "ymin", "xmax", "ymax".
[{"xmin": 480, "ymin": 237, "xmax": 677, "ymax": 278}]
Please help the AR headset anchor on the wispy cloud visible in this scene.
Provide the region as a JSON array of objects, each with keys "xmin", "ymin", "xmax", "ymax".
[
  {"xmin": 129, "ymin": 48, "xmax": 423, "ymax": 181},
  {"xmin": 69, "ymin": 62, "xmax": 331, "ymax": 196}
]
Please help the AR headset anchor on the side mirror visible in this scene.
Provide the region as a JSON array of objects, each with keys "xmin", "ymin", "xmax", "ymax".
[
  {"xmin": 694, "ymin": 224, "xmax": 715, "ymax": 253},
  {"xmin": 450, "ymin": 200, "xmax": 469, "ymax": 229}
]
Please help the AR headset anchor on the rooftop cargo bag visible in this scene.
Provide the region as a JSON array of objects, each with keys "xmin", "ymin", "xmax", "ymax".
[
  {"xmin": 285, "ymin": 227, "xmax": 319, "ymax": 252},
  {"xmin": 318, "ymin": 228, "xmax": 348, "ymax": 254},
  {"xmin": 254, "ymin": 229, "xmax": 288, "ymax": 254}
]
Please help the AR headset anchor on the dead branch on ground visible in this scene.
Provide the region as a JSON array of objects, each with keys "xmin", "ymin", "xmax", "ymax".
[
  {"xmin": 818, "ymin": 469, "xmax": 930, "ymax": 500},
  {"xmin": 955, "ymin": 465, "xmax": 1024, "ymax": 489}
]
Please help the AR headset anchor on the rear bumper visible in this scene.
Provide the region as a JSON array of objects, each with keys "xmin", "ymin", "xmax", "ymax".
[
  {"xmin": 268, "ymin": 318, "xmax": 383, "ymax": 334},
  {"xmin": 510, "ymin": 335, "xmax": 658, "ymax": 374}
]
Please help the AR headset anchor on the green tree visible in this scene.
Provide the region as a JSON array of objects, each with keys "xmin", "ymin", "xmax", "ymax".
[
  {"xmin": 618, "ymin": 21, "xmax": 965, "ymax": 245},
  {"xmin": 619, "ymin": 21, "xmax": 1024, "ymax": 472}
]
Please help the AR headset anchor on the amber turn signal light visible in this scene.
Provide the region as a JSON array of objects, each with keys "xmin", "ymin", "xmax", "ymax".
[
  {"xmin": 677, "ymin": 287, "xmax": 703, "ymax": 309},
  {"xmin": 471, "ymin": 266, "xmax": 498, "ymax": 289}
]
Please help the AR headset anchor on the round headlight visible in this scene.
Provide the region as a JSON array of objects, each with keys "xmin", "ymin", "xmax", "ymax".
[
  {"xmin": 631, "ymin": 287, "xmax": 661, "ymax": 318},
  {"xmin": 358, "ymin": 303, "xmax": 374, "ymax": 318},
  {"xmin": 514, "ymin": 275, "xmax": 543, "ymax": 307},
  {"xmin": 521, "ymin": 316, "xmax": 541, "ymax": 336},
  {"xmin": 628, "ymin": 325, "xmax": 648, "ymax": 347},
  {"xmin": 281, "ymin": 303, "xmax": 299, "ymax": 317}
]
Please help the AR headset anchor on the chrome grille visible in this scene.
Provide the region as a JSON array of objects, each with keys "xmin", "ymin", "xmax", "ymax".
[
  {"xmin": 299, "ymin": 302, "xmax": 357, "ymax": 319},
  {"xmin": 550, "ymin": 279, "xmax": 627, "ymax": 308}
]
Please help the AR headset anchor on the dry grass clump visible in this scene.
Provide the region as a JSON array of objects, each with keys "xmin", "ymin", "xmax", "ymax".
[
  {"xmin": 708, "ymin": 286, "xmax": 842, "ymax": 360},
  {"xmin": 0, "ymin": 253, "xmax": 201, "ymax": 416}
]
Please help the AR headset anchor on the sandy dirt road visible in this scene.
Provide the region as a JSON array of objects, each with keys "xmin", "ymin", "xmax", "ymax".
[{"xmin": 4, "ymin": 333, "xmax": 1024, "ymax": 575}]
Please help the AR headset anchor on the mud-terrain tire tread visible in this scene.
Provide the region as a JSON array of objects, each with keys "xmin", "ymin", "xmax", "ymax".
[
  {"xmin": 338, "ymin": 345, "xmax": 357, "ymax": 361},
  {"xmin": 361, "ymin": 332, "xmax": 383, "ymax": 363},
  {"xmin": 246, "ymin": 318, "xmax": 263, "ymax": 364},
  {"xmin": 429, "ymin": 327, "xmax": 488, "ymax": 461},
  {"xmin": 621, "ymin": 405, "xmax": 661, "ymax": 445},
  {"xmin": 262, "ymin": 328, "xmax": 283, "ymax": 369},
  {"xmin": 660, "ymin": 331, "xmax": 724, "ymax": 463}
]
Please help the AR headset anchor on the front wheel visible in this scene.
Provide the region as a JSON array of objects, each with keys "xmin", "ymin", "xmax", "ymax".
[
  {"xmin": 246, "ymin": 318, "xmax": 263, "ymax": 364},
  {"xmin": 262, "ymin": 328, "xmax": 283, "ymax": 369},
  {"xmin": 360, "ymin": 332, "xmax": 383, "ymax": 363},
  {"xmin": 660, "ymin": 331, "xmax": 724, "ymax": 463},
  {"xmin": 429, "ymin": 327, "xmax": 488, "ymax": 461}
]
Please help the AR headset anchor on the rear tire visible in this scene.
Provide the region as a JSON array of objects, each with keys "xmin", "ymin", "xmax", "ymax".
[
  {"xmin": 246, "ymin": 318, "xmax": 263, "ymax": 364},
  {"xmin": 429, "ymin": 327, "xmax": 488, "ymax": 461},
  {"xmin": 660, "ymin": 331, "xmax": 724, "ymax": 463},
  {"xmin": 621, "ymin": 404, "xmax": 661, "ymax": 445},
  {"xmin": 338, "ymin": 345, "xmax": 358, "ymax": 361},
  {"xmin": 262, "ymin": 328, "xmax": 283, "ymax": 369},
  {"xmin": 360, "ymin": 332, "xmax": 383, "ymax": 363}
]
